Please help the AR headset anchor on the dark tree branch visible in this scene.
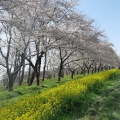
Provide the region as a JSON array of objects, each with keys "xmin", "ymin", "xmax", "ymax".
[{"xmin": 0, "ymin": 48, "xmax": 6, "ymax": 58}]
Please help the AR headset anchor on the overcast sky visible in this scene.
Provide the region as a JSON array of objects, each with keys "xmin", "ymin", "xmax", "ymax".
[{"xmin": 78, "ymin": 0, "xmax": 120, "ymax": 55}]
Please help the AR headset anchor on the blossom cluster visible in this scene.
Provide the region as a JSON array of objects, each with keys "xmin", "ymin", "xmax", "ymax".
[{"xmin": 0, "ymin": 68, "xmax": 119, "ymax": 120}]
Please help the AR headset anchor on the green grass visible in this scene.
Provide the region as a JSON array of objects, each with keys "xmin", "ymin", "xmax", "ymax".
[
  {"xmin": 62, "ymin": 72, "xmax": 120, "ymax": 120},
  {"xmin": 0, "ymin": 71, "xmax": 120, "ymax": 120},
  {"xmin": 0, "ymin": 74, "xmax": 84, "ymax": 109}
]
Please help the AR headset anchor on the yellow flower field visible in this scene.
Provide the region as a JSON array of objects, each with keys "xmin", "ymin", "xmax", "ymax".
[{"xmin": 0, "ymin": 68, "xmax": 119, "ymax": 120}]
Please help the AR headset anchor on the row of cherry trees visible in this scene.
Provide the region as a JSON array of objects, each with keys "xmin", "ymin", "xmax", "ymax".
[{"xmin": 0, "ymin": 0, "xmax": 120, "ymax": 91}]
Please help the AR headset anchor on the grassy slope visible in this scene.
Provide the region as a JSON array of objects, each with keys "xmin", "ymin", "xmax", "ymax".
[
  {"xmin": 63, "ymin": 72, "xmax": 120, "ymax": 120},
  {"xmin": 0, "ymin": 72, "xmax": 120, "ymax": 120},
  {"xmin": 0, "ymin": 74, "xmax": 84, "ymax": 109}
]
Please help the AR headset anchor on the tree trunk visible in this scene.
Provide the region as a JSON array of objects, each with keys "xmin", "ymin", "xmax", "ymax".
[
  {"xmin": 94, "ymin": 63, "xmax": 97, "ymax": 73},
  {"xmin": 82, "ymin": 63, "xmax": 86, "ymax": 75},
  {"xmin": 8, "ymin": 73, "xmax": 18, "ymax": 91},
  {"xmin": 42, "ymin": 52, "xmax": 47, "ymax": 81},
  {"xmin": 35, "ymin": 72, "xmax": 40, "ymax": 85},
  {"xmin": 109, "ymin": 66, "xmax": 111, "ymax": 70},
  {"xmin": 18, "ymin": 60, "xmax": 25, "ymax": 86},
  {"xmin": 71, "ymin": 70, "xmax": 75, "ymax": 79},
  {"xmin": 3, "ymin": 78, "xmax": 9, "ymax": 90},
  {"xmin": 87, "ymin": 68, "xmax": 90, "ymax": 74},
  {"xmin": 98, "ymin": 63, "xmax": 102, "ymax": 72},
  {"xmin": 18, "ymin": 70, "xmax": 21, "ymax": 85},
  {"xmin": 29, "ymin": 72, "xmax": 35, "ymax": 85},
  {"xmin": 27, "ymin": 65, "xmax": 31, "ymax": 85},
  {"xmin": 68, "ymin": 68, "xmax": 75, "ymax": 79},
  {"xmin": 26, "ymin": 50, "xmax": 44, "ymax": 85},
  {"xmin": 27, "ymin": 48, "xmax": 31, "ymax": 85},
  {"xmin": 35, "ymin": 58, "xmax": 42, "ymax": 85},
  {"xmin": 8, "ymin": 79, "xmax": 14, "ymax": 91},
  {"xmin": 58, "ymin": 62, "xmax": 63, "ymax": 82}
]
